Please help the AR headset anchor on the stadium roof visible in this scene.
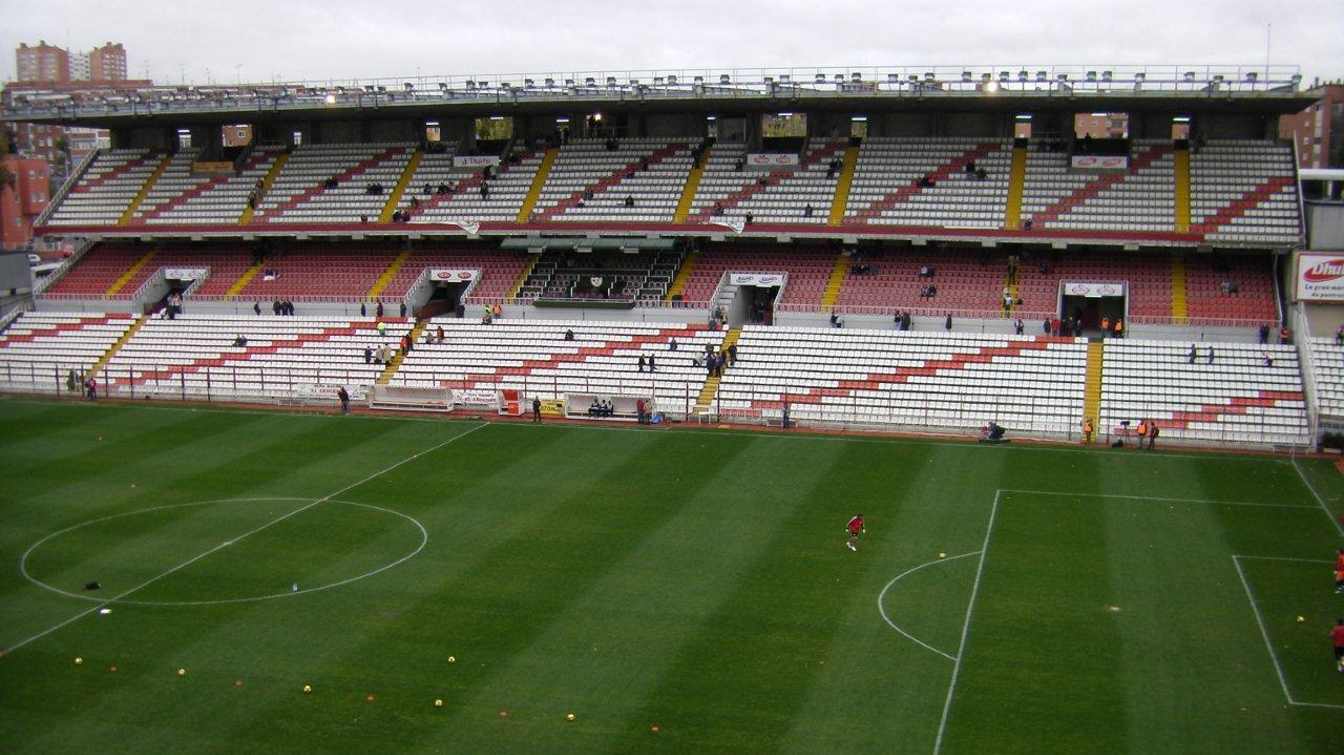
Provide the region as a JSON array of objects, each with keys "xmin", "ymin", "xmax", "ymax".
[{"xmin": 3, "ymin": 64, "xmax": 1315, "ymax": 127}]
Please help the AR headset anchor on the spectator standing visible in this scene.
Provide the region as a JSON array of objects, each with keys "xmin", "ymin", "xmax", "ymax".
[
  {"xmin": 254, "ymin": 302, "xmax": 262, "ymax": 316},
  {"xmin": 337, "ymin": 386, "xmax": 350, "ymax": 415},
  {"xmin": 376, "ymin": 300, "xmax": 384, "ymax": 318},
  {"xmin": 1146, "ymin": 421, "xmax": 1159, "ymax": 450},
  {"xmin": 532, "ymin": 397, "xmax": 542, "ymax": 423},
  {"xmin": 945, "ymin": 313, "xmax": 952, "ymax": 332}
]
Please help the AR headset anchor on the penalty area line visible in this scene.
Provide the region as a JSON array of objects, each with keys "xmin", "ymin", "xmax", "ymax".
[{"xmin": 3, "ymin": 422, "xmax": 487, "ymax": 655}]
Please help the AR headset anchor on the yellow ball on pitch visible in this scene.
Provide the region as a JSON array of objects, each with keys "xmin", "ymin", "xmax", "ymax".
[
  {"xmin": 74, "ymin": 657, "xmax": 84, "ymax": 665},
  {"xmin": 566, "ymin": 713, "xmax": 576, "ymax": 721},
  {"xmin": 177, "ymin": 668, "xmax": 186, "ymax": 676},
  {"xmin": 1297, "ymin": 615, "xmax": 1305, "ymax": 623},
  {"xmin": 447, "ymin": 656, "xmax": 456, "ymax": 663},
  {"xmin": 434, "ymin": 698, "xmax": 444, "ymax": 708},
  {"xmin": 938, "ymin": 552, "xmax": 946, "ymax": 558},
  {"xmin": 303, "ymin": 684, "xmax": 312, "ymax": 694}
]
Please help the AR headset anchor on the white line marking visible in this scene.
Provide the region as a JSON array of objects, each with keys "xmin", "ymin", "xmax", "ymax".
[
  {"xmin": 1231, "ymin": 555, "xmax": 1334, "ymax": 564},
  {"xmin": 19, "ymin": 498, "xmax": 429, "ymax": 606},
  {"xmin": 1291, "ymin": 458, "xmax": 1344, "ymax": 537},
  {"xmin": 4, "ymin": 422, "xmax": 486, "ymax": 653},
  {"xmin": 1001, "ymin": 488, "xmax": 1317, "ymax": 510},
  {"xmin": 1232, "ymin": 556, "xmax": 1344, "ymax": 711},
  {"xmin": 877, "ymin": 551, "xmax": 981, "ymax": 662},
  {"xmin": 1231, "ymin": 556, "xmax": 1298, "ymax": 705},
  {"xmin": 933, "ymin": 491, "xmax": 1000, "ymax": 755}
]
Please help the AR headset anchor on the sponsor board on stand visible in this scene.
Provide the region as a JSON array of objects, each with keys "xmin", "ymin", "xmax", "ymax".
[
  {"xmin": 1070, "ymin": 155, "xmax": 1129, "ymax": 171},
  {"xmin": 730, "ymin": 273, "xmax": 786, "ymax": 287},
  {"xmin": 453, "ymin": 155, "xmax": 501, "ymax": 168},
  {"xmin": 429, "ymin": 269, "xmax": 478, "ymax": 282},
  {"xmin": 1297, "ymin": 252, "xmax": 1344, "ymax": 301},
  {"xmin": 1062, "ymin": 281, "xmax": 1125, "ymax": 298},
  {"xmin": 745, "ymin": 153, "xmax": 800, "ymax": 167}
]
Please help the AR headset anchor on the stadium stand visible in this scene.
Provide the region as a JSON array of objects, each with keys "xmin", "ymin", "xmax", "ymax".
[
  {"xmin": 252, "ymin": 143, "xmax": 412, "ymax": 223},
  {"xmin": 1014, "ymin": 254, "xmax": 1172, "ymax": 320},
  {"xmin": 44, "ymin": 148, "xmax": 158, "ymax": 226},
  {"xmin": 0, "ymin": 312, "xmax": 138, "ymax": 387},
  {"xmin": 517, "ymin": 251, "xmax": 682, "ymax": 303},
  {"xmin": 529, "ymin": 138, "xmax": 695, "ymax": 222},
  {"xmin": 1182, "ymin": 254, "xmax": 1278, "ymax": 323},
  {"xmin": 834, "ymin": 247, "xmax": 1011, "ymax": 316},
  {"xmin": 845, "ymin": 138, "xmax": 1009, "ymax": 227},
  {"xmin": 1098, "ymin": 340, "xmax": 1307, "ymax": 446},
  {"xmin": 1309, "ymin": 337, "xmax": 1344, "ymax": 420},
  {"xmin": 135, "ymin": 146, "xmax": 287, "ymax": 225},
  {"xmin": 44, "ymin": 244, "xmax": 254, "ymax": 298},
  {"xmin": 387, "ymin": 319, "xmax": 725, "ymax": 417},
  {"xmin": 409, "ymin": 148, "xmax": 543, "ymax": 223},
  {"xmin": 677, "ymin": 246, "xmax": 835, "ymax": 307},
  {"xmin": 100, "ymin": 315, "xmax": 412, "ymax": 399},
  {"xmin": 716, "ymin": 326, "xmax": 1086, "ymax": 435},
  {"xmin": 689, "ymin": 139, "xmax": 846, "ymax": 224},
  {"xmin": 1022, "ymin": 140, "xmax": 1175, "ymax": 233},
  {"xmin": 1190, "ymin": 140, "xmax": 1300, "ymax": 245}
]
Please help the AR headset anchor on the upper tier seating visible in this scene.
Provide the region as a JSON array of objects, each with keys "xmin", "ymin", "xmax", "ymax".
[
  {"xmin": 677, "ymin": 246, "xmax": 835, "ymax": 307},
  {"xmin": 0, "ymin": 312, "xmax": 137, "ymax": 389},
  {"xmin": 845, "ymin": 138, "xmax": 1010, "ymax": 228},
  {"xmin": 689, "ymin": 140, "xmax": 846, "ymax": 224},
  {"xmin": 136, "ymin": 145, "xmax": 287, "ymax": 225},
  {"xmin": 1099, "ymin": 340, "xmax": 1307, "ymax": 446},
  {"xmin": 101, "ymin": 315, "xmax": 413, "ymax": 400},
  {"xmin": 1190, "ymin": 140, "xmax": 1300, "ymax": 245},
  {"xmin": 253, "ymin": 143, "xmax": 412, "ymax": 223},
  {"xmin": 387, "ymin": 318, "xmax": 724, "ymax": 417},
  {"xmin": 410, "ymin": 148, "xmax": 543, "ymax": 223},
  {"xmin": 834, "ymin": 247, "xmax": 1010, "ymax": 316},
  {"xmin": 1308, "ymin": 337, "xmax": 1344, "ymax": 419},
  {"xmin": 716, "ymin": 327, "xmax": 1086, "ymax": 436},
  {"xmin": 1023, "ymin": 140, "xmax": 1176, "ymax": 233},
  {"xmin": 45, "ymin": 149, "xmax": 158, "ymax": 226},
  {"xmin": 531, "ymin": 138, "xmax": 695, "ymax": 222}
]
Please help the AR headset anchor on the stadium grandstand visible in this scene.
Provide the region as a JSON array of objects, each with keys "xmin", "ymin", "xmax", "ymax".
[{"xmin": 3, "ymin": 62, "xmax": 1343, "ymax": 450}]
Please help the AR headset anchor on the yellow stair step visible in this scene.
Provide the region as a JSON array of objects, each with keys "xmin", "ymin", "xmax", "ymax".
[
  {"xmin": 377, "ymin": 319, "xmax": 429, "ymax": 385},
  {"xmin": 665, "ymin": 251, "xmax": 699, "ymax": 301},
  {"xmin": 673, "ymin": 160, "xmax": 706, "ymax": 223},
  {"xmin": 1171, "ymin": 257, "xmax": 1189, "ymax": 324},
  {"xmin": 517, "ymin": 148, "xmax": 558, "ymax": 223},
  {"xmin": 225, "ymin": 260, "xmax": 266, "ymax": 299},
  {"xmin": 105, "ymin": 251, "xmax": 155, "ymax": 296},
  {"xmin": 1173, "ymin": 147, "xmax": 1191, "ymax": 233},
  {"xmin": 1082, "ymin": 340, "xmax": 1105, "ymax": 443},
  {"xmin": 509, "ymin": 254, "xmax": 540, "ymax": 299},
  {"xmin": 1004, "ymin": 146, "xmax": 1028, "ymax": 230},
  {"xmin": 240, "ymin": 152, "xmax": 289, "ymax": 224},
  {"xmin": 820, "ymin": 253, "xmax": 848, "ymax": 310},
  {"xmin": 827, "ymin": 145, "xmax": 860, "ymax": 225},
  {"xmin": 367, "ymin": 250, "xmax": 413, "ymax": 301},
  {"xmin": 89, "ymin": 315, "xmax": 148, "ymax": 378},
  {"xmin": 379, "ymin": 149, "xmax": 422, "ymax": 223},
  {"xmin": 119, "ymin": 153, "xmax": 173, "ymax": 226}
]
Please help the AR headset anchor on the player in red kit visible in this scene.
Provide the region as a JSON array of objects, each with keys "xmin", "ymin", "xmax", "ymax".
[
  {"xmin": 1331, "ymin": 619, "xmax": 1344, "ymax": 672},
  {"xmin": 846, "ymin": 514, "xmax": 865, "ymax": 552}
]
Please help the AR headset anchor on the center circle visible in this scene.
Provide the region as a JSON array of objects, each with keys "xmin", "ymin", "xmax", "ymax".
[{"xmin": 20, "ymin": 497, "xmax": 427, "ymax": 606}]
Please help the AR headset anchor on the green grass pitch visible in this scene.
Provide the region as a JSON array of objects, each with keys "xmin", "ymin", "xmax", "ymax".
[{"xmin": 1, "ymin": 397, "xmax": 1342, "ymax": 754}]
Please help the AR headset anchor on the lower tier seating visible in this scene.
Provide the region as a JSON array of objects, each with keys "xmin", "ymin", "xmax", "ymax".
[
  {"xmin": 1099, "ymin": 340, "xmax": 1307, "ymax": 446},
  {"xmin": 1308, "ymin": 337, "xmax": 1344, "ymax": 419},
  {"xmin": 717, "ymin": 326, "xmax": 1086, "ymax": 436},
  {"xmin": 0, "ymin": 313, "xmax": 138, "ymax": 389},
  {"xmin": 100, "ymin": 315, "xmax": 413, "ymax": 401},
  {"xmin": 389, "ymin": 318, "xmax": 724, "ymax": 418}
]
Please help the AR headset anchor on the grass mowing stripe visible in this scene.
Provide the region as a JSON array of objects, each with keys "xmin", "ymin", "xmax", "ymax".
[
  {"xmin": 2, "ymin": 423, "xmax": 486, "ymax": 655},
  {"xmin": 1231, "ymin": 556, "xmax": 1299, "ymax": 706},
  {"xmin": 933, "ymin": 491, "xmax": 999, "ymax": 755}
]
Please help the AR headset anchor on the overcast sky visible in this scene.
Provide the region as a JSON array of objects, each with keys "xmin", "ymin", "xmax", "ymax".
[{"xmin": 2, "ymin": 0, "xmax": 1341, "ymax": 87}]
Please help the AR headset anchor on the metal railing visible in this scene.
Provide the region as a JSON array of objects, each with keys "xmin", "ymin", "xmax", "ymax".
[{"xmin": 3, "ymin": 64, "xmax": 1304, "ymax": 121}]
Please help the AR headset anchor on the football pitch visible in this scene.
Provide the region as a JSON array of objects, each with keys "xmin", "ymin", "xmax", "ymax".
[{"xmin": 1, "ymin": 398, "xmax": 1342, "ymax": 754}]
